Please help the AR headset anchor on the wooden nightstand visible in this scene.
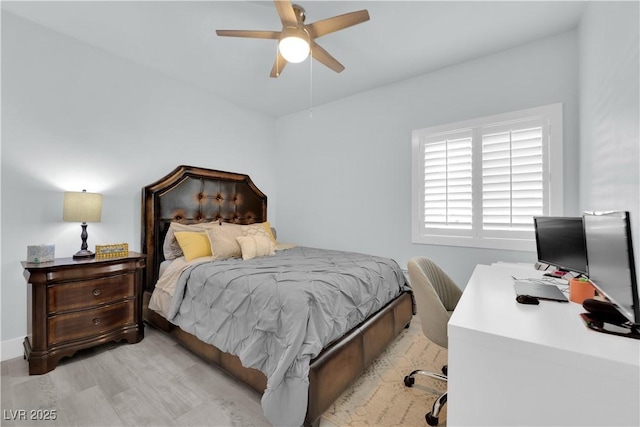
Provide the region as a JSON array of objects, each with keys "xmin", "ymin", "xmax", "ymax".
[{"xmin": 22, "ymin": 252, "xmax": 145, "ymax": 375}]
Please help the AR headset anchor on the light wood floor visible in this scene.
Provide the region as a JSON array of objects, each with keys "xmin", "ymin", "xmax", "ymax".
[{"xmin": 1, "ymin": 326, "xmax": 342, "ymax": 427}]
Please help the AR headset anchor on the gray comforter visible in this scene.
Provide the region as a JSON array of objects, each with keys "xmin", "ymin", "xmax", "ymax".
[{"xmin": 165, "ymin": 246, "xmax": 408, "ymax": 426}]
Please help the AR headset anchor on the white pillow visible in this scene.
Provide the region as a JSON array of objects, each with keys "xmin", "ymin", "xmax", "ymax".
[
  {"xmin": 236, "ymin": 235, "xmax": 276, "ymax": 260},
  {"xmin": 206, "ymin": 224, "xmax": 244, "ymax": 260},
  {"xmin": 242, "ymin": 221, "xmax": 277, "ymax": 244}
]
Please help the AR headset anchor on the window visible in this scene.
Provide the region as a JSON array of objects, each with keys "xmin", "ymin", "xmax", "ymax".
[{"xmin": 411, "ymin": 104, "xmax": 563, "ymax": 251}]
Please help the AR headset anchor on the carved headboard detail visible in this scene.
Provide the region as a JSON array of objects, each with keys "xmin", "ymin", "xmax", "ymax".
[{"xmin": 141, "ymin": 165, "xmax": 267, "ymax": 291}]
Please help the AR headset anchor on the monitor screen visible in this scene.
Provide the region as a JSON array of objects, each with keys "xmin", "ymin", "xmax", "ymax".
[
  {"xmin": 534, "ymin": 216, "xmax": 588, "ymax": 275},
  {"xmin": 583, "ymin": 211, "xmax": 639, "ymax": 326}
]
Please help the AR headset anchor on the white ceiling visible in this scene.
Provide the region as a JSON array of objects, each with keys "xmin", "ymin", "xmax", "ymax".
[{"xmin": 2, "ymin": 1, "xmax": 587, "ymax": 117}]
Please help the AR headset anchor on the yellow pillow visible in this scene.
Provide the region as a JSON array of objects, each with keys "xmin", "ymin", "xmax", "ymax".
[
  {"xmin": 173, "ymin": 231, "xmax": 212, "ymax": 261},
  {"xmin": 163, "ymin": 221, "xmax": 228, "ymax": 260},
  {"xmin": 236, "ymin": 235, "xmax": 276, "ymax": 260}
]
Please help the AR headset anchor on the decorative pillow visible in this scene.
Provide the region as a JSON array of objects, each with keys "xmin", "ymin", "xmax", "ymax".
[
  {"xmin": 163, "ymin": 221, "xmax": 229, "ymax": 260},
  {"xmin": 236, "ymin": 235, "xmax": 276, "ymax": 261},
  {"xmin": 242, "ymin": 221, "xmax": 277, "ymax": 244},
  {"xmin": 163, "ymin": 222, "xmax": 192, "ymax": 260},
  {"xmin": 206, "ymin": 225, "xmax": 244, "ymax": 260},
  {"xmin": 173, "ymin": 231, "xmax": 212, "ymax": 261}
]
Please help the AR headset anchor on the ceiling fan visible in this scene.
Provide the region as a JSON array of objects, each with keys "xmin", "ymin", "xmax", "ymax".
[{"xmin": 216, "ymin": 0, "xmax": 370, "ymax": 78}]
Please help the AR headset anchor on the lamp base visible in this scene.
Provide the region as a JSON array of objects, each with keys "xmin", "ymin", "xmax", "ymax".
[{"xmin": 72, "ymin": 249, "xmax": 95, "ymax": 259}]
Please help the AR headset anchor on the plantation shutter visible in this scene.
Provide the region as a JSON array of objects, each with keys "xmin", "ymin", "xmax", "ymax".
[
  {"xmin": 481, "ymin": 119, "xmax": 545, "ymax": 232},
  {"xmin": 422, "ymin": 130, "xmax": 473, "ymax": 231},
  {"xmin": 412, "ymin": 103, "xmax": 560, "ymax": 250}
]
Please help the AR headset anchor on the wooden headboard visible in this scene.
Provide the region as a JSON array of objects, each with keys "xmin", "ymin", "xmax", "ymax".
[{"xmin": 141, "ymin": 165, "xmax": 267, "ymax": 291}]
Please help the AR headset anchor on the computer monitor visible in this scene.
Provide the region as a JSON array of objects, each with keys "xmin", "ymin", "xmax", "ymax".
[
  {"xmin": 533, "ymin": 216, "xmax": 588, "ymax": 275},
  {"xmin": 583, "ymin": 211, "xmax": 639, "ymax": 326}
]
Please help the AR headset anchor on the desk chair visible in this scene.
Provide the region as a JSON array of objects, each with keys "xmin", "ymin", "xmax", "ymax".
[{"xmin": 404, "ymin": 257, "xmax": 462, "ymax": 426}]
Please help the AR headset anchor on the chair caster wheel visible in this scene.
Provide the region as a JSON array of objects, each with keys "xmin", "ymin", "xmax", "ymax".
[
  {"xmin": 404, "ymin": 375, "xmax": 415, "ymax": 387},
  {"xmin": 426, "ymin": 412, "xmax": 439, "ymax": 426}
]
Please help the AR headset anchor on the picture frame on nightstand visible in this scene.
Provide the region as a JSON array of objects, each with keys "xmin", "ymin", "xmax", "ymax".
[{"xmin": 95, "ymin": 243, "xmax": 129, "ymax": 259}]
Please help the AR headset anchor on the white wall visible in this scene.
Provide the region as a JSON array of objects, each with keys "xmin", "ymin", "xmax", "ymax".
[
  {"xmin": 579, "ymin": 1, "xmax": 640, "ymax": 270},
  {"xmin": 275, "ymin": 31, "xmax": 580, "ymax": 287},
  {"xmin": 4, "ymin": 1, "xmax": 638, "ymax": 361},
  {"xmin": 1, "ymin": 13, "xmax": 277, "ymax": 358}
]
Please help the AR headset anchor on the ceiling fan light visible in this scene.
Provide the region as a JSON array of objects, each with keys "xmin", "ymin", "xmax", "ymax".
[{"xmin": 279, "ymin": 35, "xmax": 309, "ymax": 63}]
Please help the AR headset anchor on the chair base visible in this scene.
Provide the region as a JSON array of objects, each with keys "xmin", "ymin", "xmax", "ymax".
[
  {"xmin": 404, "ymin": 366, "xmax": 448, "ymax": 426},
  {"xmin": 426, "ymin": 411, "xmax": 439, "ymax": 426},
  {"xmin": 426, "ymin": 391, "xmax": 448, "ymax": 425}
]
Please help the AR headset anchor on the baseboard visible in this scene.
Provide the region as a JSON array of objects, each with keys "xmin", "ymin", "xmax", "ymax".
[{"xmin": 1, "ymin": 337, "xmax": 24, "ymax": 361}]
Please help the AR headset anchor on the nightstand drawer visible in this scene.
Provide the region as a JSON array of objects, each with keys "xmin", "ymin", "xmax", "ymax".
[
  {"xmin": 48, "ymin": 300, "xmax": 135, "ymax": 346},
  {"xmin": 48, "ymin": 274, "xmax": 135, "ymax": 313}
]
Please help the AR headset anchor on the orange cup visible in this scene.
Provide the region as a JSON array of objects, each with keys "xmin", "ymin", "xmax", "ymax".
[{"xmin": 569, "ymin": 278, "xmax": 597, "ymax": 304}]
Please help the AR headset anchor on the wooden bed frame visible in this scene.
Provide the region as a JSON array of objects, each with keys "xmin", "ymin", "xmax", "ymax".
[{"xmin": 141, "ymin": 165, "xmax": 413, "ymax": 427}]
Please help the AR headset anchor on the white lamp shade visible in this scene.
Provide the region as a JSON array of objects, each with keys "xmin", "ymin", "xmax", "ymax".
[
  {"xmin": 63, "ymin": 191, "xmax": 103, "ymax": 223},
  {"xmin": 279, "ymin": 35, "xmax": 310, "ymax": 63}
]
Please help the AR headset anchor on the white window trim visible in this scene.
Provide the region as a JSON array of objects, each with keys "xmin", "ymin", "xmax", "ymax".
[{"xmin": 411, "ymin": 103, "xmax": 563, "ymax": 251}]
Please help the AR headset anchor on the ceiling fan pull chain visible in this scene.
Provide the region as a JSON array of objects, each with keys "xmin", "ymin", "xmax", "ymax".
[{"xmin": 309, "ymin": 46, "xmax": 313, "ymax": 118}]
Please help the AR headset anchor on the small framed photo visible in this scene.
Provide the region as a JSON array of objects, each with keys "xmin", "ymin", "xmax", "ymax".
[{"xmin": 95, "ymin": 243, "xmax": 129, "ymax": 259}]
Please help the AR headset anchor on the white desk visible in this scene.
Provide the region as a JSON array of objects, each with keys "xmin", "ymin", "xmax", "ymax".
[{"xmin": 448, "ymin": 264, "xmax": 640, "ymax": 426}]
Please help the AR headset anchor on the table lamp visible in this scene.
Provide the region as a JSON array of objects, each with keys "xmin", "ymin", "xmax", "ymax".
[{"xmin": 63, "ymin": 190, "xmax": 102, "ymax": 259}]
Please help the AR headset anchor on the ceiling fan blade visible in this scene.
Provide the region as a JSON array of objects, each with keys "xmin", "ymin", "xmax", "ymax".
[
  {"xmin": 306, "ymin": 10, "xmax": 370, "ymax": 39},
  {"xmin": 270, "ymin": 51, "xmax": 288, "ymax": 78},
  {"xmin": 216, "ymin": 30, "xmax": 280, "ymax": 40},
  {"xmin": 310, "ymin": 41, "xmax": 345, "ymax": 73},
  {"xmin": 274, "ymin": 0, "xmax": 297, "ymax": 28}
]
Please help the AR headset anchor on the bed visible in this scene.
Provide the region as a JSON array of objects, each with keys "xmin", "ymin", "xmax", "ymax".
[{"xmin": 141, "ymin": 165, "xmax": 414, "ymax": 427}]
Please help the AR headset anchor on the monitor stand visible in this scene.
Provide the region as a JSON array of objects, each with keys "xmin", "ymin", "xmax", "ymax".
[{"xmin": 580, "ymin": 312, "xmax": 640, "ymax": 340}]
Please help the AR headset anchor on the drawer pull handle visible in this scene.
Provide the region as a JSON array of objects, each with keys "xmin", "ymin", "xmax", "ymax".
[
  {"xmin": 92, "ymin": 318, "xmax": 100, "ymax": 325},
  {"xmin": 92, "ymin": 289, "xmax": 101, "ymax": 296}
]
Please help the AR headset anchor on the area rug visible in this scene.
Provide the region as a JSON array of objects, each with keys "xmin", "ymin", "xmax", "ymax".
[{"xmin": 322, "ymin": 316, "xmax": 448, "ymax": 427}]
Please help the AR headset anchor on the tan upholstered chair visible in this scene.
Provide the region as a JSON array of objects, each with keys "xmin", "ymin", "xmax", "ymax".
[{"xmin": 404, "ymin": 257, "xmax": 462, "ymax": 426}]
